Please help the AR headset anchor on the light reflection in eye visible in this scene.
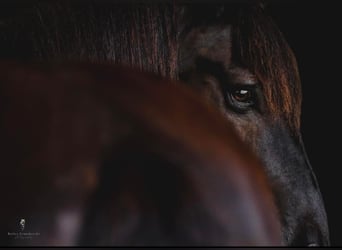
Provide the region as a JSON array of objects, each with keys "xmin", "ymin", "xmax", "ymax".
[{"xmin": 231, "ymin": 89, "xmax": 253, "ymax": 103}]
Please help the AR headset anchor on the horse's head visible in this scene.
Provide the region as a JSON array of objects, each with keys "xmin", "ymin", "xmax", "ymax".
[
  {"xmin": 0, "ymin": 62, "xmax": 280, "ymax": 245},
  {"xmin": 179, "ymin": 3, "xmax": 329, "ymax": 246}
]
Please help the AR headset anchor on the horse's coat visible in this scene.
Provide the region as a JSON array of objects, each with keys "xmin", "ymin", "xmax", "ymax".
[{"xmin": 0, "ymin": 62, "xmax": 280, "ymax": 246}]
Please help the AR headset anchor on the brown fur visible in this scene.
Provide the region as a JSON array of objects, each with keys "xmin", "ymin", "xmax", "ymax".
[{"xmin": 0, "ymin": 62, "xmax": 280, "ymax": 245}]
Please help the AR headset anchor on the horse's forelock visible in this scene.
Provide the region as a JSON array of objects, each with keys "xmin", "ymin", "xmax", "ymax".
[
  {"xmin": 232, "ymin": 4, "xmax": 302, "ymax": 136},
  {"xmin": 179, "ymin": 2, "xmax": 302, "ymax": 136}
]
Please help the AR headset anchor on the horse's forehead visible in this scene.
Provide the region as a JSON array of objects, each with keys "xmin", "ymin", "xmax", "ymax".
[
  {"xmin": 182, "ymin": 25, "xmax": 232, "ymax": 69},
  {"xmin": 181, "ymin": 25, "xmax": 258, "ymax": 85}
]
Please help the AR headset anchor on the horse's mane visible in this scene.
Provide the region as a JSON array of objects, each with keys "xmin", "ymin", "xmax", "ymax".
[
  {"xmin": 0, "ymin": 0, "xmax": 301, "ymax": 135},
  {"xmin": 0, "ymin": 1, "xmax": 179, "ymax": 78}
]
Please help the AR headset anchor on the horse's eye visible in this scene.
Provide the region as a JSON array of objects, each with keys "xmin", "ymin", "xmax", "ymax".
[
  {"xmin": 227, "ymin": 87, "xmax": 256, "ymax": 113},
  {"xmin": 231, "ymin": 89, "xmax": 252, "ymax": 103}
]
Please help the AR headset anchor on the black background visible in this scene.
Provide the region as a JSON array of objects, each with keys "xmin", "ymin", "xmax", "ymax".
[{"xmin": 1, "ymin": 0, "xmax": 341, "ymax": 246}]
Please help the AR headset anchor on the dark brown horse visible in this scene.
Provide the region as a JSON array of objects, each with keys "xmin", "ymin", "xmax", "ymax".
[
  {"xmin": 0, "ymin": 0, "xmax": 329, "ymax": 246},
  {"xmin": 0, "ymin": 62, "xmax": 280, "ymax": 246},
  {"xmin": 178, "ymin": 3, "xmax": 329, "ymax": 246}
]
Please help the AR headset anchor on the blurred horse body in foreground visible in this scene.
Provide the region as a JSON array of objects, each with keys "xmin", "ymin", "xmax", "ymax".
[{"xmin": 0, "ymin": 62, "xmax": 280, "ymax": 246}]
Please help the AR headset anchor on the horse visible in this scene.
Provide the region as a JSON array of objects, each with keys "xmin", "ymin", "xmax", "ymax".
[
  {"xmin": 0, "ymin": 0, "xmax": 329, "ymax": 246},
  {"xmin": 178, "ymin": 3, "xmax": 330, "ymax": 246},
  {"xmin": 0, "ymin": 62, "xmax": 280, "ymax": 246}
]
